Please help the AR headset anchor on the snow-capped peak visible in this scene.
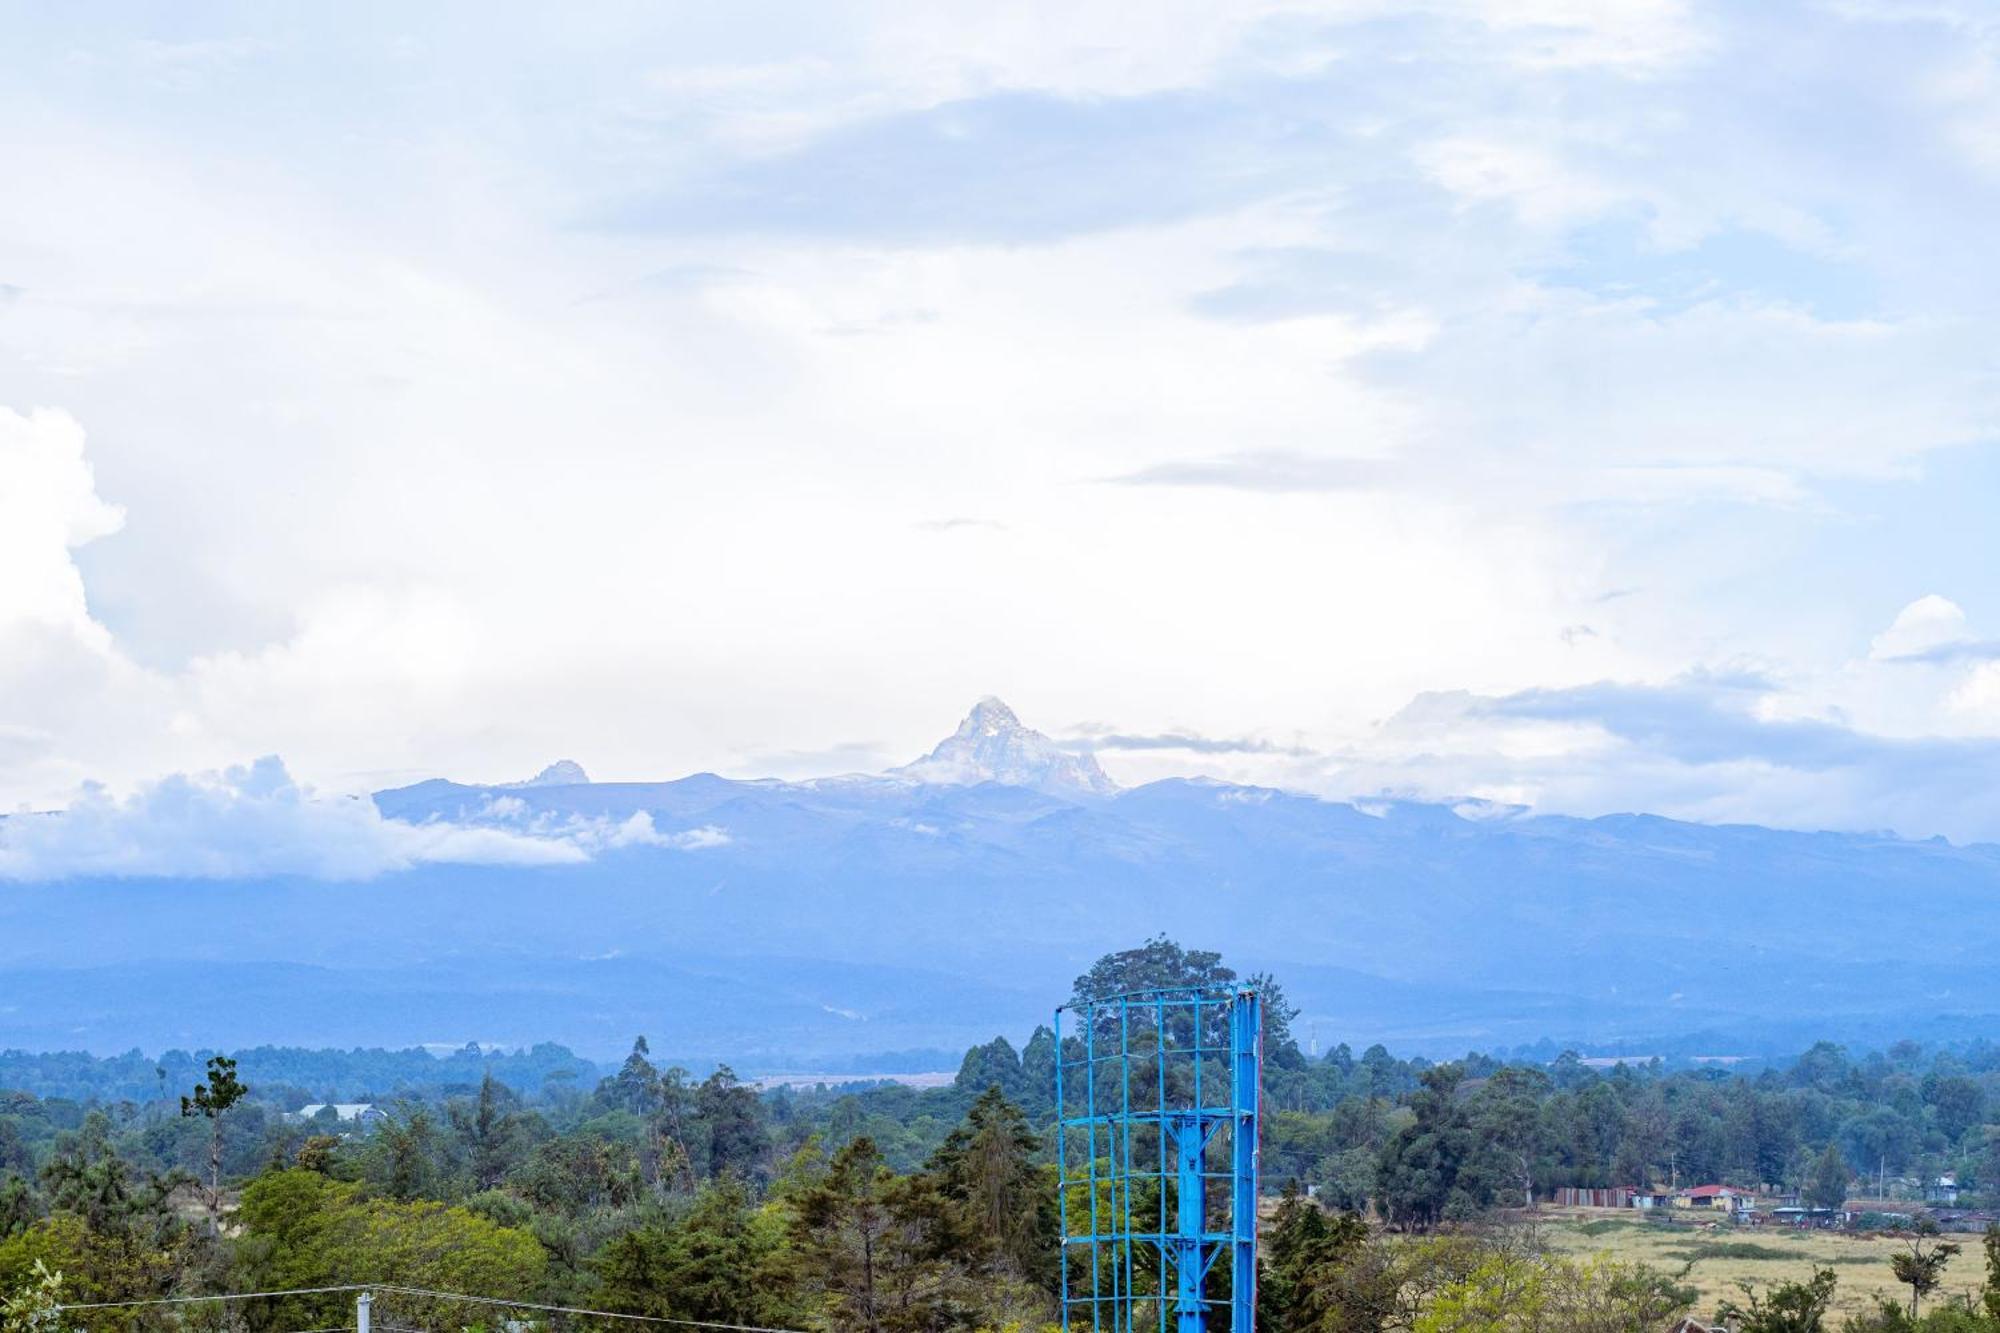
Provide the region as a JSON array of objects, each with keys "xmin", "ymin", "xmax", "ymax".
[
  {"xmin": 507, "ymin": 759, "xmax": 591, "ymax": 788},
  {"xmin": 891, "ymin": 697, "xmax": 1118, "ymax": 797}
]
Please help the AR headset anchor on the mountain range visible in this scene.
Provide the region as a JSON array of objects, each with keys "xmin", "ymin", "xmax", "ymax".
[{"xmin": 3, "ymin": 698, "xmax": 1998, "ymax": 1065}]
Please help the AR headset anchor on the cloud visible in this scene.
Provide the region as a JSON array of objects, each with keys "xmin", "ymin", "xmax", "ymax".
[
  {"xmin": 1868, "ymin": 594, "xmax": 1995, "ymax": 663},
  {"xmin": 1108, "ymin": 450, "xmax": 1389, "ymax": 493},
  {"xmin": 604, "ymin": 87, "xmax": 1313, "ymax": 243},
  {"xmin": 0, "ymin": 407, "xmax": 125, "ymax": 632},
  {"xmin": 1890, "ymin": 640, "xmax": 2000, "ymax": 667},
  {"xmin": 914, "ymin": 517, "xmax": 1006, "ymax": 532},
  {"xmin": 1074, "ymin": 730, "xmax": 1318, "ymax": 757},
  {"xmin": 1455, "ymin": 674, "xmax": 1890, "ymax": 771},
  {"xmin": 465, "ymin": 795, "xmax": 732, "ymax": 853},
  {"xmin": 0, "ymin": 756, "xmax": 587, "ymax": 881},
  {"xmin": 0, "ymin": 757, "xmax": 732, "ymax": 882},
  {"xmin": 1346, "ymin": 662, "xmax": 2000, "ymax": 841}
]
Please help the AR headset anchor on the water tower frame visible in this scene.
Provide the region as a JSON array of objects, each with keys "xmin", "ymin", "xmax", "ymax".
[{"xmin": 1055, "ymin": 986, "xmax": 1263, "ymax": 1333}]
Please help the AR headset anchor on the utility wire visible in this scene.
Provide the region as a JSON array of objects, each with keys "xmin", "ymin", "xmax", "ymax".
[
  {"xmin": 56, "ymin": 1280, "xmax": 812, "ymax": 1328},
  {"xmin": 53, "ymin": 1282, "xmax": 811, "ymax": 1333},
  {"xmin": 55, "ymin": 1286, "xmax": 368, "ymax": 1312}
]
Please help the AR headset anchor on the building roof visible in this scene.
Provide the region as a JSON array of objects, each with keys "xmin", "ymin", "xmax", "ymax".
[{"xmin": 1682, "ymin": 1184, "xmax": 1750, "ymax": 1198}]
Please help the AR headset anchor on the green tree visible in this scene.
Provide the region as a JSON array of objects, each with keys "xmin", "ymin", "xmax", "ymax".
[
  {"xmin": 1466, "ymin": 1067, "xmax": 1550, "ymax": 1208},
  {"xmin": 595, "ymin": 1177, "xmax": 797, "ymax": 1327},
  {"xmin": 0, "ymin": 1214, "xmax": 176, "ymax": 1329},
  {"xmin": 1376, "ymin": 1066, "xmax": 1476, "ymax": 1231},
  {"xmin": 452, "ymin": 1073, "xmax": 523, "ymax": 1192},
  {"xmin": 952, "ymin": 1039, "xmax": 1025, "ymax": 1104},
  {"xmin": 235, "ymin": 1169, "xmax": 545, "ymax": 1332},
  {"xmin": 0, "ymin": 1258, "xmax": 63, "ymax": 1333},
  {"xmin": 599, "ymin": 1037, "xmax": 661, "ymax": 1117},
  {"xmin": 1018, "ymin": 1027, "xmax": 1058, "ymax": 1121},
  {"xmin": 292, "ymin": 1137, "xmax": 339, "ymax": 1176},
  {"xmin": 1260, "ymin": 1184, "xmax": 1394, "ymax": 1333},
  {"xmin": 1070, "ymin": 936, "xmax": 1236, "ymax": 1003},
  {"xmin": 1718, "ymin": 1267, "xmax": 1839, "ymax": 1333},
  {"xmin": 1889, "ymin": 1223, "xmax": 1960, "ymax": 1319},
  {"xmin": 0, "ymin": 1179, "xmax": 38, "ymax": 1242},
  {"xmin": 1803, "ymin": 1143, "xmax": 1850, "ymax": 1212},
  {"xmin": 36, "ymin": 1116, "xmax": 153, "ymax": 1242},
  {"xmin": 178, "ymin": 1056, "xmax": 245, "ymax": 1232},
  {"xmin": 372, "ymin": 1108, "xmax": 441, "ymax": 1203},
  {"xmin": 926, "ymin": 1087, "xmax": 1052, "ymax": 1288},
  {"xmin": 1924, "ymin": 1075, "xmax": 1984, "ymax": 1142},
  {"xmin": 790, "ymin": 1138, "xmax": 963, "ymax": 1333},
  {"xmin": 1983, "ymin": 1224, "xmax": 2000, "ymax": 1324},
  {"xmin": 697, "ymin": 1067, "xmax": 769, "ymax": 1182},
  {"xmin": 1415, "ymin": 1253, "xmax": 1692, "ymax": 1333},
  {"xmin": 0, "ymin": 1126, "xmax": 26, "ymax": 1179}
]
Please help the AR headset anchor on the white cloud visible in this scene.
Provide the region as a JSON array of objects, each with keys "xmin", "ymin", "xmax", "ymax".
[
  {"xmin": 0, "ymin": 755, "xmax": 733, "ymax": 881},
  {"xmin": 0, "ymin": 756, "xmax": 584, "ymax": 881},
  {"xmin": 1870, "ymin": 594, "xmax": 1968, "ymax": 660},
  {"xmin": 1301, "ymin": 595, "xmax": 2000, "ymax": 840},
  {"xmin": 0, "ymin": 407, "xmax": 124, "ymax": 634},
  {"xmin": 1417, "ymin": 136, "xmax": 1623, "ymax": 228},
  {"xmin": 467, "ymin": 797, "xmax": 732, "ymax": 853}
]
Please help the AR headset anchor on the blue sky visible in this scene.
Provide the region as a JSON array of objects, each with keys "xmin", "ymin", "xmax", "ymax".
[{"xmin": 4, "ymin": 1, "xmax": 2000, "ymax": 843}]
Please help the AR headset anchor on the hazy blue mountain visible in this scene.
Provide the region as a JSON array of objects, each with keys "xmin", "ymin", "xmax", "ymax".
[{"xmin": 4, "ymin": 698, "xmax": 1999, "ymax": 1064}]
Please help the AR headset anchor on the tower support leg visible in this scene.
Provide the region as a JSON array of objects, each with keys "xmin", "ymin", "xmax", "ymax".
[
  {"xmin": 1231, "ymin": 991, "xmax": 1263, "ymax": 1333},
  {"xmin": 1172, "ymin": 1113, "xmax": 1207, "ymax": 1333}
]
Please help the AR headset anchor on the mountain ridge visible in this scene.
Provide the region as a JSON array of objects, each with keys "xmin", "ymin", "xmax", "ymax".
[{"xmin": 6, "ymin": 699, "xmax": 2000, "ymax": 1060}]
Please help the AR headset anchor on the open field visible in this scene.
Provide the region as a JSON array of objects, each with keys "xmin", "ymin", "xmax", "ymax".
[{"xmin": 1533, "ymin": 1210, "xmax": 1989, "ymax": 1320}]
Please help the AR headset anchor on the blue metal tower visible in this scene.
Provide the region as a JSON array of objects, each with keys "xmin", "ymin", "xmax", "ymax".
[{"xmin": 1055, "ymin": 987, "xmax": 1263, "ymax": 1333}]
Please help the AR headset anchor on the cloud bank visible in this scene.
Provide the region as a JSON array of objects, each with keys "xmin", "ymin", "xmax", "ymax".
[
  {"xmin": 0, "ymin": 756, "xmax": 724, "ymax": 882},
  {"xmin": 1325, "ymin": 605, "xmax": 2000, "ymax": 842}
]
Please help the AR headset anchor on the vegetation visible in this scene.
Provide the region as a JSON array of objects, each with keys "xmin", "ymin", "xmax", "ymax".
[
  {"xmin": 7, "ymin": 939, "xmax": 2000, "ymax": 1332},
  {"xmin": 1890, "ymin": 1225, "xmax": 1964, "ymax": 1320}
]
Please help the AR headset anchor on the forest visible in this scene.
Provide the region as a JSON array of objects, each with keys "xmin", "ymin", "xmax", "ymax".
[{"xmin": 7, "ymin": 940, "xmax": 2000, "ymax": 1333}]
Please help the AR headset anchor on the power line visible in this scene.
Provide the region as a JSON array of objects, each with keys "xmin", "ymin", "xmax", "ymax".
[
  {"xmin": 51, "ymin": 1283, "xmax": 812, "ymax": 1333},
  {"xmin": 55, "ymin": 1286, "xmax": 368, "ymax": 1312}
]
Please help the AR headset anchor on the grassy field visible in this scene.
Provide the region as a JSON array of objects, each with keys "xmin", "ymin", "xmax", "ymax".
[{"xmin": 1532, "ymin": 1210, "xmax": 1987, "ymax": 1319}]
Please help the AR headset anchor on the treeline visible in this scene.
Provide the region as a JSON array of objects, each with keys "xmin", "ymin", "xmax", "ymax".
[
  {"xmin": 8, "ymin": 939, "xmax": 2000, "ymax": 1333},
  {"xmin": 806, "ymin": 942, "xmax": 2000, "ymax": 1214},
  {"xmin": 0, "ymin": 1063, "xmax": 1055, "ymax": 1333},
  {"xmin": 0, "ymin": 1043, "xmax": 599, "ymax": 1105}
]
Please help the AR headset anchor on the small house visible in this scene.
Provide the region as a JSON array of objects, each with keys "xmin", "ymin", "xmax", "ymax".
[
  {"xmin": 296, "ymin": 1102, "xmax": 385, "ymax": 1125},
  {"xmin": 1675, "ymin": 1184, "xmax": 1755, "ymax": 1215}
]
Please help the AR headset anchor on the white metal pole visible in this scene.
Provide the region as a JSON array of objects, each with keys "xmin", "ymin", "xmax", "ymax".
[{"xmin": 357, "ymin": 1290, "xmax": 372, "ymax": 1333}]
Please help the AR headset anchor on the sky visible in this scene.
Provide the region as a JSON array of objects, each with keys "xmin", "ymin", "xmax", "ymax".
[{"xmin": 5, "ymin": 1, "xmax": 2000, "ymax": 844}]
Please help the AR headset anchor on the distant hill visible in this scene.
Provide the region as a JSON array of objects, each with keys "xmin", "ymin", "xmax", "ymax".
[{"xmin": 3, "ymin": 699, "xmax": 1999, "ymax": 1061}]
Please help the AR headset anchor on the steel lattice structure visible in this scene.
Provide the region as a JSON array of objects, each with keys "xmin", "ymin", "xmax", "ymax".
[{"xmin": 1055, "ymin": 987, "xmax": 1263, "ymax": 1333}]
